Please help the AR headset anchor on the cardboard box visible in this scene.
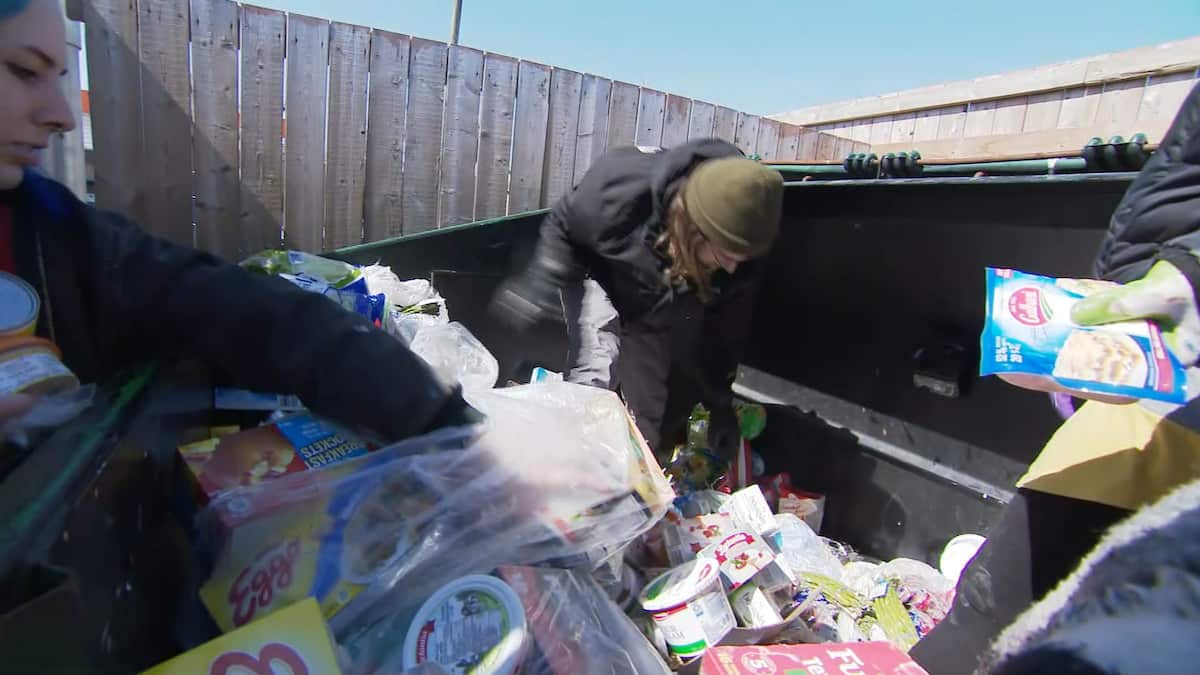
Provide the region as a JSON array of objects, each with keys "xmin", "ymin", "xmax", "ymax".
[
  {"xmin": 697, "ymin": 643, "xmax": 929, "ymax": 675},
  {"xmin": 179, "ymin": 413, "xmax": 374, "ymax": 503},
  {"xmin": 700, "ymin": 531, "xmax": 796, "ymax": 592},
  {"xmin": 141, "ymin": 598, "xmax": 343, "ymax": 674}
]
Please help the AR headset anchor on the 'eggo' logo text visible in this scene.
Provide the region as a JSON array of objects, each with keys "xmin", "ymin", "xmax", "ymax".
[{"xmin": 228, "ymin": 539, "xmax": 301, "ymax": 627}]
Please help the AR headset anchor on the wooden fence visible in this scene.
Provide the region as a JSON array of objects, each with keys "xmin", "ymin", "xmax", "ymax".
[
  {"xmin": 772, "ymin": 37, "xmax": 1200, "ymax": 161},
  {"xmin": 79, "ymin": 0, "xmax": 857, "ymax": 260}
]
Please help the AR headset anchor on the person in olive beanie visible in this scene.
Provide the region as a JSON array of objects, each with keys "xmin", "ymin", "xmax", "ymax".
[{"xmin": 490, "ymin": 139, "xmax": 784, "ymax": 458}]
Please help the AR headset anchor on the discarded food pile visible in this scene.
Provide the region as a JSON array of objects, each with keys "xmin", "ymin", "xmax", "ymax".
[{"xmin": 144, "ymin": 251, "xmax": 950, "ymax": 674}]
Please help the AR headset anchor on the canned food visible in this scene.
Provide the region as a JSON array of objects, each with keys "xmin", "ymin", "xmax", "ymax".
[
  {"xmin": 0, "ymin": 336, "xmax": 79, "ymax": 397},
  {"xmin": 0, "ymin": 272, "xmax": 39, "ymax": 336}
]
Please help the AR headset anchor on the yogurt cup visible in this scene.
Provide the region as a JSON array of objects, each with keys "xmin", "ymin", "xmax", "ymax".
[
  {"xmin": 402, "ymin": 574, "xmax": 528, "ymax": 675},
  {"xmin": 0, "ymin": 272, "xmax": 39, "ymax": 336},
  {"xmin": 0, "ymin": 336, "xmax": 79, "ymax": 397},
  {"xmin": 640, "ymin": 557, "xmax": 735, "ymax": 659},
  {"xmin": 940, "ymin": 534, "xmax": 986, "ymax": 584}
]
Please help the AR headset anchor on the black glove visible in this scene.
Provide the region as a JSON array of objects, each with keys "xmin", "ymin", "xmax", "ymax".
[
  {"xmin": 488, "ymin": 271, "xmax": 564, "ymax": 332},
  {"xmin": 423, "ymin": 390, "xmax": 485, "ymax": 432},
  {"xmin": 707, "ymin": 405, "xmax": 741, "ymax": 461}
]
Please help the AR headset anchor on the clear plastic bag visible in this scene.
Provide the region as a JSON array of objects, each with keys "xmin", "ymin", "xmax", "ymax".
[
  {"xmin": 0, "ymin": 384, "xmax": 95, "ymax": 446},
  {"xmin": 409, "ymin": 322, "xmax": 499, "ymax": 393},
  {"xmin": 197, "ymin": 382, "xmax": 673, "ymax": 672},
  {"xmin": 772, "ymin": 513, "xmax": 845, "ymax": 581}
]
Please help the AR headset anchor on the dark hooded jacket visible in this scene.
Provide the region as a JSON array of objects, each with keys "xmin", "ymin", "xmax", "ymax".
[
  {"xmin": 524, "ymin": 138, "xmax": 764, "ymax": 449},
  {"xmin": 7, "ymin": 170, "xmax": 473, "ymax": 442}
]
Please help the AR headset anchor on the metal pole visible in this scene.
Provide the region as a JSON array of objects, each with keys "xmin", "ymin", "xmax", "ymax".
[{"xmin": 449, "ymin": 0, "xmax": 463, "ymax": 45}]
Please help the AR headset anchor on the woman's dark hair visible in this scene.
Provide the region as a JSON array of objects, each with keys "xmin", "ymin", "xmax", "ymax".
[{"xmin": 0, "ymin": 0, "xmax": 32, "ymax": 22}]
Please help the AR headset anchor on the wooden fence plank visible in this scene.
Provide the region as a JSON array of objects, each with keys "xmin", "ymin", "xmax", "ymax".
[
  {"xmin": 475, "ymin": 53, "xmax": 518, "ymax": 219},
  {"xmin": 1023, "ymin": 90, "xmax": 1065, "ymax": 131},
  {"xmin": 776, "ymin": 124, "xmax": 800, "ymax": 160},
  {"xmin": 1057, "ymin": 85, "xmax": 1102, "ymax": 128},
  {"xmin": 325, "ymin": 22, "xmax": 371, "ymax": 248},
  {"xmin": 849, "ymin": 118, "xmax": 872, "ymax": 143},
  {"xmin": 734, "ymin": 113, "xmax": 761, "ymax": 155},
  {"xmin": 833, "ymin": 137, "xmax": 854, "ymax": 160},
  {"xmin": 992, "ymin": 96, "xmax": 1028, "ymax": 134},
  {"xmin": 963, "ymin": 100, "xmax": 997, "ymax": 137},
  {"xmin": 815, "ymin": 132, "xmax": 838, "ymax": 161},
  {"xmin": 936, "ymin": 105, "xmax": 968, "ymax": 139},
  {"xmin": 662, "ymin": 94, "xmax": 691, "ymax": 148},
  {"xmin": 888, "ymin": 112, "xmax": 916, "ymax": 145},
  {"xmin": 912, "ymin": 109, "xmax": 941, "ymax": 142},
  {"xmin": 688, "ymin": 101, "xmax": 716, "ymax": 140},
  {"xmin": 755, "ymin": 119, "xmax": 781, "ymax": 160},
  {"xmin": 1138, "ymin": 71, "xmax": 1198, "ymax": 128},
  {"xmin": 82, "ymin": 0, "xmax": 142, "ymax": 218},
  {"xmin": 867, "ymin": 115, "xmax": 894, "ymax": 145},
  {"xmin": 544, "ymin": 68, "xmax": 583, "ymax": 206},
  {"xmin": 283, "ymin": 14, "xmax": 330, "ymax": 251},
  {"xmin": 509, "ymin": 61, "xmax": 551, "ymax": 213},
  {"xmin": 191, "ymin": 0, "xmax": 240, "ymax": 258},
  {"xmin": 606, "ymin": 81, "xmax": 640, "ymax": 148},
  {"xmin": 138, "ymin": 0, "xmax": 193, "ymax": 246},
  {"xmin": 364, "ymin": 31, "xmax": 409, "ymax": 241},
  {"xmin": 574, "ymin": 74, "xmax": 611, "ymax": 183},
  {"xmin": 796, "ymin": 129, "xmax": 820, "ymax": 160},
  {"xmin": 713, "ymin": 106, "xmax": 738, "ymax": 143},
  {"xmin": 636, "ymin": 88, "xmax": 666, "ymax": 147},
  {"xmin": 851, "ymin": 141, "xmax": 871, "ymax": 155},
  {"xmin": 402, "ymin": 38, "xmax": 448, "ymax": 232},
  {"xmin": 239, "ymin": 6, "xmax": 286, "ymax": 251},
  {"xmin": 1095, "ymin": 78, "xmax": 1145, "ymax": 126},
  {"xmin": 440, "ymin": 45, "xmax": 484, "ymax": 226}
]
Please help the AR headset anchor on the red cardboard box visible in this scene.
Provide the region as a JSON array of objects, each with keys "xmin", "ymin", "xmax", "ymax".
[{"xmin": 698, "ymin": 643, "xmax": 929, "ymax": 675}]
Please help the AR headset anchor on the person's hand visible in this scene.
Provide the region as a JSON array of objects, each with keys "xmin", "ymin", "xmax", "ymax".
[
  {"xmin": 488, "ymin": 273, "xmax": 563, "ymax": 332},
  {"xmin": 1071, "ymin": 260, "xmax": 1200, "ymax": 365}
]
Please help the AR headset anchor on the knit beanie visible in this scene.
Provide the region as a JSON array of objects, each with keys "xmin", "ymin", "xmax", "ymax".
[{"xmin": 683, "ymin": 157, "xmax": 784, "ymax": 258}]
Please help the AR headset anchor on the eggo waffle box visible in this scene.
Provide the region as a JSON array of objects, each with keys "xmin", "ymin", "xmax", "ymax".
[
  {"xmin": 199, "ymin": 443, "xmax": 456, "ymax": 632},
  {"xmin": 140, "ymin": 598, "xmax": 343, "ymax": 675}
]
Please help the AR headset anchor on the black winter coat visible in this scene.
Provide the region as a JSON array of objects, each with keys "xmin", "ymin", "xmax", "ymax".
[
  {"xmin": 8, "ymin": 171, "xmax": 470, "ymax": 442},
  {"xmin": 526, "ymin": 139, "xmax": 765, "ymax": 448}
]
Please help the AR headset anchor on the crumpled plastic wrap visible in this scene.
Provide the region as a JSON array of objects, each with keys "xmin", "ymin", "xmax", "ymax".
[
  {"xmin": 772, "ymin": 513, "xmax": 844, "ymax": 580},
  {"xmin": 409, "ymin": 322, "xmax": 499, "ymax": 393},
  {"xmin": 0, "ymin": 384, "xmax": 95, "ymax": 447},
  {"xmin": 197, "ymin": 382, "xmax": 674, "ymax": 673},
  {"xmin": 361, "ymin": 267, "xmax": 450, "ymax": 343}
]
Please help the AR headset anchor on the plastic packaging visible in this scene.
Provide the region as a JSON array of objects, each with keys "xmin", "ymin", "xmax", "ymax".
[
  {"xmin": 198, "ymin": 382, "xmax": 673, "ymax": 669},
  {"xmin": 498, "ymin": 566, "xmax": 671, "ymax": 675},
  {"xmin": 0, "ymin": 383, "xmax": 94, "ymax": 446},
  {"xmin": 981, "ymin": 268, "xmax": 1188, "ymax": 403},
  {"xmin": 772, "ymin": 514, "xmax": 844, "ymax": 581},
  {"xmin": 242, "ymin": 250, "xmax": 390, "ymax": 332},
  {"xmin": 409, "ymin": 322, "xmax": 499, "ymax": 393},
  {"xmin": 640, "ymin": 558, "xmax": 735, "ymax": 659},
  {"xmin": 360, "ymin": 267, "xmax": 450, "ymax": 342},
  {"xmin": 729, "ymin": 583, "xmax": 783, "ymax": 628}
]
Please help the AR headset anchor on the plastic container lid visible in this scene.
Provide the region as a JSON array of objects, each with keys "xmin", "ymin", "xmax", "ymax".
[
  {"xmin": 640, "ymin": 557, "xmax": 722, "ymax": 612},
  {"xmin": 939, "ymin": 534, "xmax": 986, "ymax": 584},
  {"xmin": 402, "ymin": 574, "xmax": 528, "ymax": 675},
  {"xmin": 0, "ymin": 272, "xmax": 39, "ymax": 335}
]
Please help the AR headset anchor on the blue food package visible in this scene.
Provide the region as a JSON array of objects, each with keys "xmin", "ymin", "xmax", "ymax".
[{"xmin": 980, "ymin": 268, "xmax": 1188, "ymax": 403}]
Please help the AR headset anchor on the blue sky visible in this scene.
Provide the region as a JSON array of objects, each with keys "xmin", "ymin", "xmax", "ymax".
[{"xmin": 244, "ymin": 0, "xmax": 1199, "ymax": 114}]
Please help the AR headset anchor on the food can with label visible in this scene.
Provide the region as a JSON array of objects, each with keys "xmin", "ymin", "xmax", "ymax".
[
  {"xmin": 0, "ymin": 336, "xmax": 79, "ymax": 396},
  {"xmin": 0, "ymin": 272, "xmax": 39, "ymax": 336}
]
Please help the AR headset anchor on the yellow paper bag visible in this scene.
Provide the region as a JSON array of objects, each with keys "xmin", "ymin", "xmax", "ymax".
[{"xmin": 1017, "ymin": 400, "xmax": 1200, "ymax": 510}]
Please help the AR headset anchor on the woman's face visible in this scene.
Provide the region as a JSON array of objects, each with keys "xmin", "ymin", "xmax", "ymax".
[
  {"xmin": 697, "ymin": 237, "xmax": 749, "ymax": 276},
  {"xmin": 0, "ymin": 0, "xmax": 75, "ymax": 190}
]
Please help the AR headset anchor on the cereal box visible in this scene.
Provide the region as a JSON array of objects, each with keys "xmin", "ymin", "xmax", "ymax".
[
  {"xmin": 981, "ymin": 268, "xmax": 1188, "ymax": 403},
  {"xmin": 697, "ymin": 643, "xmax": 929, "ymax": 675},
  {"xmin": 180, "ymin": 413, "xmax": 374, "ymax": 502},
  {"xmin": 140, "ymin": 598, "xmax": 343, "ymax": 675}
]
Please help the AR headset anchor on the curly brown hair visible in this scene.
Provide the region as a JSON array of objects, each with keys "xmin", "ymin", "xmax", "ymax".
[{"xmin": 656, "ymin": 186, "xmax": 717, "ymax": 302}]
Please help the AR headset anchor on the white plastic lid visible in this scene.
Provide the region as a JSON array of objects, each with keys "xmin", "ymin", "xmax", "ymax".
[
  {"xmin": 939, "ymin": 534, "xmax": 986, "ymax": 584},
  {"xmin": 402, "ymin": 574, "xmax": 528, "ymax": 675},
  {"xmin": 640, "ymin": 557, "xmax": 722, "ymax": 612}
]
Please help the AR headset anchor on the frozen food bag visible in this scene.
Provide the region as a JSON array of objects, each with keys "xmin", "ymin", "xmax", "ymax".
[{"xmin": 980, "ymin": 268, "xmax": 1188, "ymax": 404}]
